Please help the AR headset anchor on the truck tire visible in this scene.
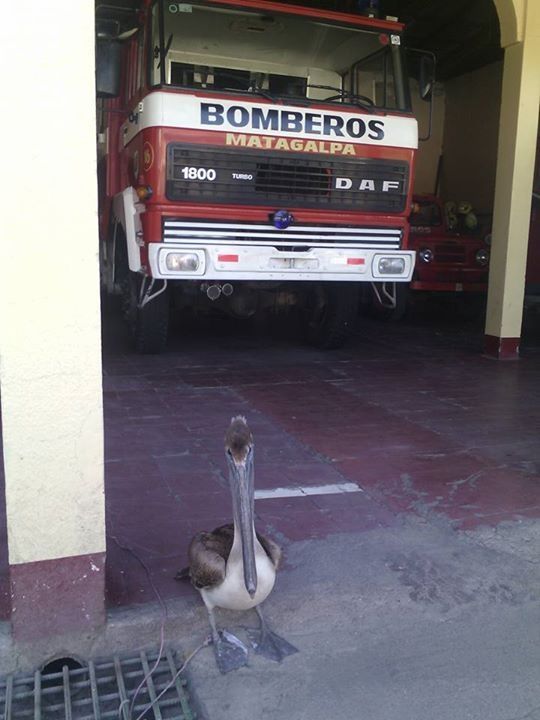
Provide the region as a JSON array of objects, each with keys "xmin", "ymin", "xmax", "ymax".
[
  {"xmin": 303, "ymin": 282, "xmax": 359, "ymax": 349},
  {"xmin": 115, "ymin": 230, "xmax": 169, "ymax": 354}
]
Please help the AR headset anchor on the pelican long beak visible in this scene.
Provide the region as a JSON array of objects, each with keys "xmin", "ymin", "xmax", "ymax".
[{"xmin": 228, "ymin": 450, "xmax": 257, "ymax": 597}]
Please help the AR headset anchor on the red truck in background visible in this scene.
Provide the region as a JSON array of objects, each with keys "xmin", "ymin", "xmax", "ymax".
[
  {"xmin": 406, "ymin": 177, "xmax": 540, "ymax": 316},
  {"xmin": 408, "ymin": 194, "xmax": 490, "ymax": 293},
  {"xmin": 368, "ymin": 193, "xmax": 490, "ymax": 319},
  {"xmin": 95, "ymin": 0, "xmax": 434, "ymax": 352}
]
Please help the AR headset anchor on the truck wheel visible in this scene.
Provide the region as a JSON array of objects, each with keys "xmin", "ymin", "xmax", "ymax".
[
  {"xmin": 304, "ymin": 282, "xmax": 359, "ymax": 349},
  {"xmin": 370, "ymin": 282, "xmax": 409, "ymax": 321},
  {"xmin": 115, "ymin": 232, "xmax": 169, "ymax": 354}
]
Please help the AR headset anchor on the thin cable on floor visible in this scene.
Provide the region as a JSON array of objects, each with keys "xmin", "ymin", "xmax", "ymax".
[
  {"xmin": 133, "ymin": 638, "xmax": 211, "ymax": 720},
  {"xmin": 110, "ymin": 536, "xmax": 167, "ymax": 719},
  {"xmin": 110, "ymin": 536, "xmax": 210, "ymax": 720}
]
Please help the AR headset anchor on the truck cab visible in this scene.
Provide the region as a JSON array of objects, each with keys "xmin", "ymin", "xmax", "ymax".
[{"xmin": 96, "ymin": 0, "xmax": 427, "ymax": 352}]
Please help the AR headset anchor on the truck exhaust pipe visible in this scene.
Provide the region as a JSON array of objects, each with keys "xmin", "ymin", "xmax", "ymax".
[
  {"xmin": 202, "ymin": 283, "xmax": 234, "ymax": 300},
  {"xmin": 206, "ymin": 284, "xmax": 221, "ymax": 301}
]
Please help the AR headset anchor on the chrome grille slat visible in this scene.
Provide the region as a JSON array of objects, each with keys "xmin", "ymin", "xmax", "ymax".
[{"xmin": 162, "ymin": 219, "xmax": 402, "ymax": 250}]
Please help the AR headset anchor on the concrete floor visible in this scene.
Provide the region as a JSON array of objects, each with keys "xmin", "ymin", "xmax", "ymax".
[
  {"xmin": 184, "ymin": 522, "xmax": 540, "ymax": 720},
  {"xmin": 1, "ymin": 298, "xmax": 540, "ymax": 718}
]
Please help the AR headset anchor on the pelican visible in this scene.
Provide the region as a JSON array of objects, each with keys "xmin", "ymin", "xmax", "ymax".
[{"xmin": 176, "ymin": 416, "xmax": 298, "ymax": 673}]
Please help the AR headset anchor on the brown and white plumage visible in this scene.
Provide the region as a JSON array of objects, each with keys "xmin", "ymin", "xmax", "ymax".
[{"xmin": 187, "ymin": 523, "xmax": 281, "ymax": 591}]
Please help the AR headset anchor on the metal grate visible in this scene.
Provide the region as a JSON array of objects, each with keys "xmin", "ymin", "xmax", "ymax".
[
  {"xmin": 166, "ymin": 143, "xmax": 409, "ymax": 212},
  {"xmin": 0, "ymin": 649, "xmax": 196, "ymax": 720}
]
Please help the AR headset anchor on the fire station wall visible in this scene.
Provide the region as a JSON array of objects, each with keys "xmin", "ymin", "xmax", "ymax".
[
  {"xmin": 484, "ymin": 0, "xmax": 540, "ymax": 348},
  {"xmin": 440, "ymin": 62, "xmax": 504, "ymax": 214},
  {"xmin": 1, "ymin": 0, "xmax": 104, "ymax": 565},
  {"xmin": 411, "ymin": 80, "xmax": 446, "ymax": 196},
  {"xmin": 0, "ymin": 0, "xmax": 106, "ymax": 640}
]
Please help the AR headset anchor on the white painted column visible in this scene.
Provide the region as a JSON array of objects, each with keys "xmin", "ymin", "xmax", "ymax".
[
  {"xmin": 0, "ymin": 0, "xmax": 105, "ymax": 639},
  {"xmin": 485, "ymin": 1, "xmax": 540, "ymax": 357}
]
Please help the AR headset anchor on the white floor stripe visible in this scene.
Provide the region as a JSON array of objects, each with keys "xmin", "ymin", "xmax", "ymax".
[{"xmin": 255, "ymin": 482, "xmax": 361, "ymax": 500}]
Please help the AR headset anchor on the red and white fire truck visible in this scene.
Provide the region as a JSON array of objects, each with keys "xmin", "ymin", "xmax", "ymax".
[
  {"xmin": 408, "ymin": 195, "xmax": 490, "ymax": 295},
  {"xmin": 96, "ymin": 0, "xmax": 430, "ymax": 352}
]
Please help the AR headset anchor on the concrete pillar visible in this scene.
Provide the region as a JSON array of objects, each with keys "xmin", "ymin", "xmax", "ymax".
[
  {"xmin": 0, "ymin": 0, "xmax": 106, "ymax": 644},
  {"xmin": 484, "ymin": 0, "xmax": 540, "ymax": 358}
]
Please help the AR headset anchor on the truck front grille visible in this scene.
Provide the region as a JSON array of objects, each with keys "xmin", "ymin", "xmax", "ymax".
[
  {"xmin": 166, "ymin": 144, "xmax": 408, "ymax": 212},
  {"xmin": 434, "ymin": 243, "xmax": 467, "ymax": 264},
  {"xmin": 162, "ymin": 219, "xmax": 402, "ymax": 250},
  {"xmin": 255, "ymin": 162, "xmax": 330, "ymax": 197}
]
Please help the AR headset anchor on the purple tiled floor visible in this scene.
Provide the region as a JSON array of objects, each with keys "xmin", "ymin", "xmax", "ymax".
[
  {"xmin": 0, "ymin": 303, "xmax": 539, "ymax": 615},
  {"xmin": 101, "ymin": 304, "xmax": 540, "ymax": 609}
]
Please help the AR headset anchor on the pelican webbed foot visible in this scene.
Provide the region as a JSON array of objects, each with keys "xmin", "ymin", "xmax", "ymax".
[
  {"xmin": 206, "ymin": 606, "xmax": 249, "ymax": 673},
  {"xmin": 212, "ymin": 629, "xmax": 249, "ymax": 674},
  {"xmin": 247, "ymin": 606, "xmax": 299, "ymax": 663}
]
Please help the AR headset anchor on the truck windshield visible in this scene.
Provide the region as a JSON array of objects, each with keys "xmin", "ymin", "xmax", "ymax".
[{"xmin": 150, "ymin": 2, "xmax": 411, "ymax": 112}]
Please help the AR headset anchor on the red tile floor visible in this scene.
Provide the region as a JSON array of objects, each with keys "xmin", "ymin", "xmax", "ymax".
[
  {"xmin": 1, "ymin": 299, "xmax": 540, "ymax": 615},
  {"xmin": 102, "ymin": 301, "xmax": 540, "ymax": 608}
]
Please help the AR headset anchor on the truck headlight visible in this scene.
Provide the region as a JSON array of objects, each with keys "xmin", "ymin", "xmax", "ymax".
[
  {"xmin": 475, "ymin": 248, "xmax": 489, "ymax": 266},
  {"xmin": 377, "ymin": 257, "xmax": 406, "ymax": 275},
  {"xmin": 165, "ymin": 252, "xmax": 200, "ymax": 271},
  {"xmin": 419, "ymin": 247, "xmax": 434, "ymax": 263}
]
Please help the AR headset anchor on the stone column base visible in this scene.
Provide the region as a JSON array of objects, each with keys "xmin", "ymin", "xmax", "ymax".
[
  {"xmin": 483, "ymin": 334, "xmax": 520, "ymax": 359},
  {"xmin": 10, "ymin": 552, "xmax": 106, "ymax": 642}
]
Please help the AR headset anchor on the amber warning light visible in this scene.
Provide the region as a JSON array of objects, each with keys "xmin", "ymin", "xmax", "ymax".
[{"xmin": 135, "ymin": 185, "xmax": 153, "ymax": 201}]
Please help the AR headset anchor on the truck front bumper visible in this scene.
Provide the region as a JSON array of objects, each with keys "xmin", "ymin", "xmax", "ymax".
[{"xmin": 148, "ymin": 243, "xmax": 415, "ymax": 282}]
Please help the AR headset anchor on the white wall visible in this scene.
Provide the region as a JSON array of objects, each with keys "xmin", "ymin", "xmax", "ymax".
[{"xmin": 0, "ymin": 1, "xmax": 105, "ymax": 564}]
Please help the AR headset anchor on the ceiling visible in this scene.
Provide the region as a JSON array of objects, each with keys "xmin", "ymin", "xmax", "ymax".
[
  {"xmin": 400, "ymin": 0, "xmax": 502, "ymax": 81},
  {"xmin": 284, "ymin": 0, "xmax": 503, "ymax": 80},
  {"xmin": 96, "ymin": 0, "xmax": 503, "ymax": 80}
]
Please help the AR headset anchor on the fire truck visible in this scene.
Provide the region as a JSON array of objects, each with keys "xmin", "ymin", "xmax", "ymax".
[
  {"xmin": 96, "ymin": 0, "xmax": 431, "ymax": 352},
  {"xmin": 408, "ymin": 195, "xmax": 490, "ymax": 294}
]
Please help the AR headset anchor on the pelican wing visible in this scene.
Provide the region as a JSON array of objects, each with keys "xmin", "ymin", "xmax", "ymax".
[
  {"xmin": 256, "ymin": 531, "xmax": 282, "ymax": 570},
  {"xmin": 188, "ymin": 524, "xmax": 234, "ymax": 589}
]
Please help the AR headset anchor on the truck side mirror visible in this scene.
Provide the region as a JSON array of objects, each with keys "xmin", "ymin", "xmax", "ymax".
[
  {"xmin": 419, "ymin": 54, "xmax": 435, "ymax": 101},
  {"xmin": 96, "ymin": 39, "xmax": 122, "ymax": 98},
  {"xmin": 406, "ymin": 49, "xmax": 437, "ymax": 141}
]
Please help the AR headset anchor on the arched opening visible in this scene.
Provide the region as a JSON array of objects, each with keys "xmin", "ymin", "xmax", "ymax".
[
  {"xmin": 492, "ymin": 0, "xmax": 520, "ymax": 47},
  {"xmin": 483, "ymin": 0, "xmax": 540, "ymax": 356}
]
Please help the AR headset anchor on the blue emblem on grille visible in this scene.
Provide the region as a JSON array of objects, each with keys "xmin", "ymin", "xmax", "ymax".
[{"xmin": 272, "ymin": 210, "xmax": 294, "ymax": 230}]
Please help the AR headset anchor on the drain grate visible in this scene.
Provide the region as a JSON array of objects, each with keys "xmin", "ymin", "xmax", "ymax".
[{"xmin": 0, "ymin": 648, "xmax": 197, "ymax": 719}]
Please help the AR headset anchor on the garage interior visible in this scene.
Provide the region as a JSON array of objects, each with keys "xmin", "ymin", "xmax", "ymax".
[{"xmin": 0, "ymin": 0, "xmax": 539, "ymax": 717}]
